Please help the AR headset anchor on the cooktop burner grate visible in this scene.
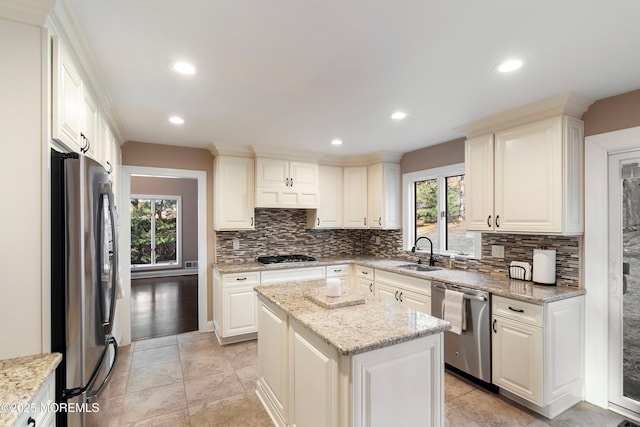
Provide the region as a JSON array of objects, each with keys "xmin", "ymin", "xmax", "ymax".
[{"xmin": 256, "ymin": 254, "xmax": 317, "ymax": 264}]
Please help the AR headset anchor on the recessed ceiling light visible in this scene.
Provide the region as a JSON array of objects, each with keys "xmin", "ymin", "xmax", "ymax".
[
  {"xmin": 391, "ymin": 111, "xmax": 408, "ymax": 120},
  {"xmin": 169, "ymin": 116, "xmax": 184, "ymax": 125},
  {"xmin": 331, "ymin": 139, "xmax": 343, "ymax": 146},
  {"xmin": 171, "ymin": 61, "xmax": 196, "ymax": 75},
  {"xmin": 497, "ymin": 59, "xmax": 523, "ymax": 73}
]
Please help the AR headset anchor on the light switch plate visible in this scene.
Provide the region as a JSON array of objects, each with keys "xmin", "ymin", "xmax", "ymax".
[{"xmin": 491, "ymin": 245, "xmax": 505, "ymax": 259}]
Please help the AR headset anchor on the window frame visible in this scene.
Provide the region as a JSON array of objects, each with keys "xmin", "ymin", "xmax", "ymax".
[
  {"xmin": 402, "ymin": 163, "xmax": 481, "ymax": 259},
  {"xmin": 130, "ymin": 194, "xmax": 183, "ymax": 269}
]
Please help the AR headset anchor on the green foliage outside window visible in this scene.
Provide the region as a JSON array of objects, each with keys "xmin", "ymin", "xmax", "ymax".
[{"xmin": 131, "ymin": 198, "xmax": 177, "ymax": 265}]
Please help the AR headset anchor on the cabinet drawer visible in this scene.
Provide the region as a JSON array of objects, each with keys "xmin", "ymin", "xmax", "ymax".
[
  {"xmin": 375, "ymin": 269, "xmax": 431, "ymax": 295},
  {"xmin": 355, "ymin": 265, "xmax": 374, "ymax": 279},
  {"xmin": 223, "ymin": 271, "xmax": 260, "ymax": 287},
  {"xmin": 492, "ymin": 295, "xmax": 543, "ymax": 326},
  {"xmin": 261, "ymin": 267, "xmax": 325, "ymax": 284},
  {"xmin": 326, "ymin": 264, "xmax": 350, "ymax": 277}
]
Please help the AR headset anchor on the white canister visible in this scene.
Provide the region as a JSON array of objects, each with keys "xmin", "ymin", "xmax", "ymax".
[
  {"xmin": 532, "ymin": 249, "xmax": 556, "ymax": 285},
  {"xmin": 326, "ymin": 277, "xmax": 342, "ymax": 297}
]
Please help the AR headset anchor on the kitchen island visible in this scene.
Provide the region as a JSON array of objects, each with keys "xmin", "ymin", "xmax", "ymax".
[{"xmin": 254, "ymin": 281, "xmax": 450, "ymax": 427}]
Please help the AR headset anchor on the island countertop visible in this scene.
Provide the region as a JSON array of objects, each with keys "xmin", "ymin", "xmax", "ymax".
[
  {"xmin": 254, "ymin": 281, "xmax": 450, "ymax": 356},
  {"xmin": 0, "ymin": 352, "xmax": 62, "ymax": 427}
]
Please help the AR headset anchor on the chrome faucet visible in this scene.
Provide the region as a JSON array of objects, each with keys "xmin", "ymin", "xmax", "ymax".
[{"xmin": 411, "ymin": 236, "xmax": 435, "ymax": 266}]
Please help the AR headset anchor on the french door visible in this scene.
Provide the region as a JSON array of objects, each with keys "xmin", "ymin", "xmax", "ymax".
[
  {"xmin": 609, "ymin": 149, "xmax": 640, "ymax": 416},
  {"xmin": 130, "ymin": 195, "xmax": 180, "ymax": 267}
]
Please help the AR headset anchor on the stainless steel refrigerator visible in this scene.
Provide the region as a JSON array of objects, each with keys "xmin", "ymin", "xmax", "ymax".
[{"xmin": 51, "ymin": 149, "xmax": 119, "ymax": 427}]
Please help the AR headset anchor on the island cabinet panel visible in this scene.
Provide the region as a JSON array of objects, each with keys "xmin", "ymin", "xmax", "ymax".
[
  {"xmin": 290, "ymin": 321, "xmax": 339, "ymax": 427},
  {"xmin": 352, "ymin": 334, "xmax": 444, "ymax": 427},
  {"xmin": 257, "ymin": 299, "xmax": 289, "ymax": 427}
]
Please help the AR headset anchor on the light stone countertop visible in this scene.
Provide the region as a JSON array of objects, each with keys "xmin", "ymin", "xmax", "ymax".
[
  {"xmin": 215, "ymin": 256, "xmax": 585, "ymax": 304},
  {"xmin": 0, "ymin": 353, "xmax": 62, "ymax": 427},
  {"xmin": 255, "ymin": 281, "xmax": 450, "ymax": 356}
]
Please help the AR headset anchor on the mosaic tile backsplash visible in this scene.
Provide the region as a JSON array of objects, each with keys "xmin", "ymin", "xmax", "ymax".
[{"xmin": 215, "ymin": 209, "xmax": 582, "ymax": 288}]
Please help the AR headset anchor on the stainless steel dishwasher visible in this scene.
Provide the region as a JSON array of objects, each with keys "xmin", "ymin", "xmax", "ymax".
[{"xmin": 431, "ymin": 281, "xmax": 491, "ymax": 383}]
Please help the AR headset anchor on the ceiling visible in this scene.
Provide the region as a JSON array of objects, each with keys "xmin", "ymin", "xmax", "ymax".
[{"xmin": 68, "ymin": 0, "xmax": 640, "ymax": 158}]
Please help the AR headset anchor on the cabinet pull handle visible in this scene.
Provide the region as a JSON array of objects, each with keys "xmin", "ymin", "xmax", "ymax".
[
  {"xmin": 290, "ymin": 178, "xmax": 293, "ymax": 187},
  {"xmin": 362, "ymin": 271, "xmax": 368, "ymax": 275},
  {"xmin": 333, "ymin": 269, "xmax": 342, "ymax": 273},
  {"xmin": 106, "ymin": 161, "xmax": 113, "ymax": 174},
  {"xmin": 399, "ymin": 292, "xmax": 403, "ymax": 302},
  {"xmin": 369, "ymin": 283, "xmax": 373, "ymax": 292},
  {"xmin": 251, "ymin": 217, "xmax": 254, "ymax": 227},
  {"xmin": 364, "ymin": 217, "xmax": 367, "ymax": 226},
  {"xmin": 27, "ymin": 416, "xmax": 36, "ymax": 426},
  {"xmin": 394, "ymin": 290, "xmax": 399, "ymax": 300},
  {"xmin": 496, "ymin": 215, "xmax": 500, "ymax": 228},
  {"xmin": 508, "ymin": 306, "xmax": 524, "ymax": 313},
  {"xmin": 236, "ymin": 277, "xmax": 247, "ymax": 281},
  {"xmin": 487, "ymin": 215, "xmax": 492, "ymax": 227},
  {"xmin": 285, "ymin": 178, "xmax": 289, "ymax": 186},
  {"xmin": 378, "ymin": 217, "xmax": 382, "ymax": 226},
  {"xmin": 492, "ymin": 319, "xmax": 497, "ymax": 333},
  {"xmin": 317, "ymin": 217, "xmax": 320, "ymax": 226}
]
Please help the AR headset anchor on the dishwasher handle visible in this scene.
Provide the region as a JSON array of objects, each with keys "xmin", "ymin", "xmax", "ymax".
[{"xmin": 431, "ymin": 282, "xmax": 487, "ymax": 302}]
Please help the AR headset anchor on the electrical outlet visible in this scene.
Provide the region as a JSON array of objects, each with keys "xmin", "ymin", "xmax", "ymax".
[
  {"xmin": 375, "ymin": 236, "xmax": 381, "ymax": 245},
  {"xmin": 491, "ymin": 245, "xmax": 505, "ymax": 259},
  {"xmin": 232, "ymin": 238, "xmax": 240, "ymax": 250}
]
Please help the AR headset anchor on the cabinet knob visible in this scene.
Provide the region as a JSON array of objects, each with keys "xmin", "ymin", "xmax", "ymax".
[
  {"xmin": 27, "ymin": 417, "xmax": 36, "ymax": 426},
  {"xmin": 487, "ymin": 215, "xmax": 492, "ymax": 227}
]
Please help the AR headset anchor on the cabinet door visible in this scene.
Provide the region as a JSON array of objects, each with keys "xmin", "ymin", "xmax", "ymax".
[
  {"xmin": 81, "ymin": 89, "xmax": 99, "ymax": 159},
  {"xmin": 343, "ymin": 166, "xmax": 368, "ymax": 228},
  {"xmin": 492, "ymin": 316, "xmax": 543, "ymax": 405},
  {"xmin": 223, "ymin": 286, "xmax": 257, "ymax": 336},
  {"xmin": 289, "ymin": 161, "xmax": 319, "ymax": 190},
  {"xmin": 311, "ymin": 165, "xmax": 342, "ymax": 228},
  {"xmin": 399, "ymin": 289, "xmax": 430, "ymax": 315},
  {"xmin": 291, "ymin": 326, "xmax": 337, "ymax": 427},
  {"xmin": 494, "ymin": 117, "xmax": 563, "ymax": 233},
  {"xmin": 367, "ymin": 163, "xmax": 383, "ymax": 228},
  {"xmin": 52, "ymin": 37, "xmax": 83, "ymax": 152},
  {"xmin": 256, "ymin": 158, "xmax": 289, "ymax": 188},
  {"xmin": 375, "ymin": 282, "xmax": 398, "ymax": 304},
  {"xmin": 368, "ymin": 163, "xmax": 401, "ymax": 229},
  {"xmin": 214, "ymin": 156, "xmax": 255, "ymax": 230},
  {"xmin": 357, "ymin": 277, "xmax": 374, "ymax": 294},
  {"xmin": 465, "ymin": 134, "xmax": 495, "ymax": 231},
  {"xmin": 258, "ymin": 300, "xmax": 288, "ymax": 422}
]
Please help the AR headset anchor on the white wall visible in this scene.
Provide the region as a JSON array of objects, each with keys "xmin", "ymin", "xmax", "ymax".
[{"xmin": 0, "ymin": 18, "xmax": 45, "ymax": 359}]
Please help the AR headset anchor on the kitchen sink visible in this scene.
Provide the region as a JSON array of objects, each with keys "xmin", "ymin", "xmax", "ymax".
[{"xmin": 397, "ymin": 264, "xmax": 443, "ymax": 272}]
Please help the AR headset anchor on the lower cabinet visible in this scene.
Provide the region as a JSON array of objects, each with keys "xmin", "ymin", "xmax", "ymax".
[
  {"xmin": 491, "ymin": 295, "xmax": 584, "ymax": 418},
  {"xmin": 374, "ymin": 269, "xmax": 431, "ymax": 315},
  {"xmin": 256, "ymin": 296, "xmax": 444, "ymax": 427},
  {"xmin": 14, "ymin": 372, "xmax": 55, "ymax": 427},
  {"xmin": 354, "ymin": 265, "xmax": 374, "ymax": 295}
]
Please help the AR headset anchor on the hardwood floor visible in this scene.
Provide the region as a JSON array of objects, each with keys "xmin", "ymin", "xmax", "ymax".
[{"xmin": 131, "ymin": 275, "xmax": 198, "ymax": 340}]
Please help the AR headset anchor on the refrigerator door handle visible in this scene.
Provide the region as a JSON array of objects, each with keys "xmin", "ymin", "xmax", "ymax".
[
  {"xmin": 86, "ymin": 336, "xmax": 119, "ymax": 403},
  {"xmin": 99, "ymin": 182, "xmax": 119, "ymax": 335},
  {"xmin": 62, "ymin": 336, "xmax": 118, "ymax": 400}
]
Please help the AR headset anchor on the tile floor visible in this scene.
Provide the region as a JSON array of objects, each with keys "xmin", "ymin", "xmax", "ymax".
[{"xmin": 102, "ymin": 331, "xmax": 628, "ymax": 426}]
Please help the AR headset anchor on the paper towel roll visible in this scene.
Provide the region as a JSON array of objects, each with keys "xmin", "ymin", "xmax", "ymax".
[
  {"xmin": 533, "ymin": 249, "xmax": 556, "ymax": 285},
  {"xmin": 326, "ymin": 277, "xmax": 342, "ymax": 297}
]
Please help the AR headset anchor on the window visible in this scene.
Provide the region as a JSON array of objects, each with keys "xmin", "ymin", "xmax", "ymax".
[
  {"xmin": 403, "ymin": 163, "xmax": 480, "ymax": 259},
  {"xmin": 130, "ymin": 195, "xmax": 182, "ymax": 268}
]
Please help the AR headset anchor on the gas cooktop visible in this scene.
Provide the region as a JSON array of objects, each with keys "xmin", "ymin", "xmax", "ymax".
[{"xmin": 256, "ymin": 255, "xmax": 317, "ymax": 265}]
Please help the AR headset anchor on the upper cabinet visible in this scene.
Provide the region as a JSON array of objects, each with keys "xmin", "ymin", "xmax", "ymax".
[
  {"xmin": 214, "ymin": 156, "xmax": 255, "ymax": 230},
  {"xmin": 256, "ymin": 158, "xmax": 319, "ymax": 208},
  {"xmin": 465, "ymin": 115, "xmax": 584, "ymax": 234},
  {"xmin": 52, "ymin": 36, "xmax": 83, "ymax": 153},
  {"xmin": 343, "ymin": 166, "xmax": 368, "ymax": 228},
  {"xmin": 307, "ymin": 165, "xmax": 343, "ymax": 229},
  {"xmin": 367, "ymin": 163, "xmax": 401, "ymax": 229},
  {"xmin": 80, "ymin": 86, "xmax": 99, "ymax": 158}
]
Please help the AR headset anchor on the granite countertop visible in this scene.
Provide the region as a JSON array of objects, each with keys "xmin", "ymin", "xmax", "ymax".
[
  {"xmin": 0, "ymin": 353, "xmax": 62, "ymax": 426},
  {"xmin": 255, "ymin": 281, "xmax": 450, "ymax": 356},
  {"xmin": 215, "ymin": 256, "xmax": 585, "ymax": 304}
]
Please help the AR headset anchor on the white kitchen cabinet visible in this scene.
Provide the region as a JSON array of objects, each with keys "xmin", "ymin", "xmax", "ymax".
[
  {"xmin": 214, "ymin": 156, "xmax": 255, "ymax": 230},
  {"xmin": 257, "ymin": 298, "xmax": 288, "ymax": 426},
  {"xmin": 80, "ymin": 86, "xmax": 99, "ymax": 159},
  {"xmin": 491, "ymin": 295, "xmax": 584, "ymax": 418},
  {"xmin": 326, "ymin": 264, "xmax": 350, "ymax": 289},
  {"xmin": 14, "ymin": 371, "xmax": 55, "ymax": 427},
  {"xmin": 52, "ymin": 36, "xmax": 83, "ymax": 153},
  {"xmin": 255, "ymin": 158, "xmax": 319, "ymax": 208},
  {"xmin": 307, "ymin": 165, "xmax": 343, "ymax": 229},
  {"xmin": 213, "ymin": 269, "xmax": 260, "ymax": 344},
  {"xmin": 343, "ymin": 166, "xmax": 368, "ymax": 228},
  {"xmin": 367, "ymin": 162, "xmax": 401, "ymax": 229},
  {"xmin": 290, "ymin": 320, "xmax": 338, "ymax": 427},
  {"xmin": 354, "ymin": 265, "xmax": 374, "ymax": 294},
  {"xmin": 260, "ymin": 266, "xmax": 325, "ymax": 285},
  {"xmin": 465, "ymin": 115, "xmax": 584, "ymax": 234},
  {"xmin": 374, "ymin": 269, "xmax": 431, "ymax": 315}
]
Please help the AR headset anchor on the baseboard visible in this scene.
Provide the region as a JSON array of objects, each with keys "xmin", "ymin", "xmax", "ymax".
[
  {"xmin": 131, "ymin": 269, "xmax": 198, "ymax": 279},
  {"xmin": 500, "ymin": 388, "xmax": 582, "ymax": 419},
  {"xmin": 214, "ymin": 330, "xmax": 257, "ymax": 345}
]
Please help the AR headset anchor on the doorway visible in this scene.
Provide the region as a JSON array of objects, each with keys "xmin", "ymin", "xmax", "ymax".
[
  {"xmin": 117, "ymin": 166, "xmax": 208, "ymax": 346},
  {"xmin": 609, "ymin": 150, "xmax": 640, "ymax": 417}
]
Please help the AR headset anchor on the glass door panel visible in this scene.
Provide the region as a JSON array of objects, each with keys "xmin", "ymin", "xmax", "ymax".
[
  {"xmin": 130, "ymin": 199, "xmax": 152, "ymax": 265},
  {"xmin": 154, "ymin": 199, "xmax": 177, "ymax": 264}
]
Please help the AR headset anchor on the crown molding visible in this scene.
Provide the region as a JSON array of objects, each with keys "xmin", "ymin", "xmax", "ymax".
[
  {"xmin": 209, "ymin": 143, "xmax": 255, "ymax": 157},
  {"xmin": 251, "ymin": 145, "xmax": 324, "ymax": 162},
  {"xmin": 319, "ymin": 151, "xmax": 403, "ymax": 166},
  {"xmin": 47, "ymin": 0, "xmax": 125, "ymax": 143},
  {"xmin": 455, "ymin": 92, "xmax": 594, "ymax": 138},
  {"xmin": 0, "ymin": 0, "xmax": 54, "ymax": 26}
]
